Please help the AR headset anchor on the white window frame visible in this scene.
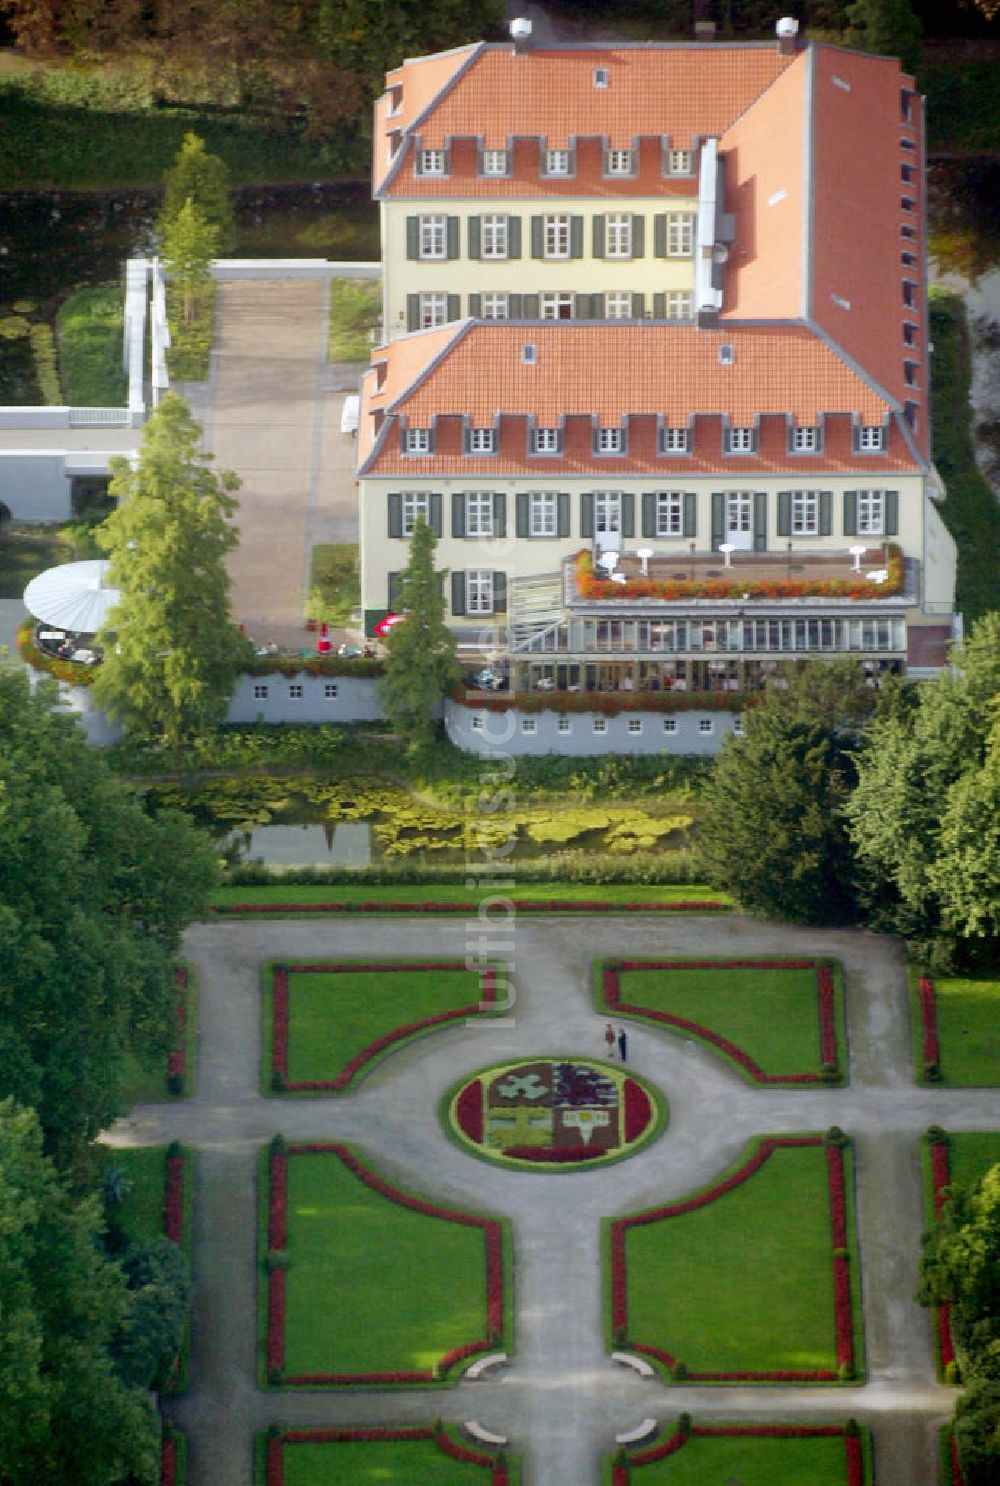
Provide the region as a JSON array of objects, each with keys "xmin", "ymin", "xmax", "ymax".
[
  {"xmin": 606, "ymin": 292, "xmax": 633, "ymax": 320},
  {"xmin": 557, "ymin": 714, "xmax": 572, "ymax": 734},
  {"xmin": 481, "ymin": 214, "xmax": 509, "ymax": 260},
  {"xmin": 606, "ymin": 148, "xmax": 634, "ymax": 176},
  {"xmin": 544, "ymin": 214, "xmax": 571, "ymax": 259},
  {"xmin": 667, "ymin": 148, "xmax": 693, "ymax": 175},
  {"xmin": 728, "ymin": 426, "xmax": 755, "ymax": 454},
  {"xmin": 656, "ymin": 492, "xmax": 684, "ymax": 536},
  {"xmin": 726, "ymin": 491, "xmax": 752, "ymax": 534},
  {"xmin": 402, "ymin": 491, "xmax": 430, "ymax": 533},
  {"xmin": 529, "ymin": 492, "xmax": 558, "ymax": 536},
  {"xmin": 792, "ymin": 425, "xmax": 820, "ymax": 453},
  {"xmin": 792, "ymin": 490, "xmax": 819, "ymax": 536},
  {"xmin": 481, "ymin": 293, "xmax": 509, "ymax": 321},
  {"xmin": 592, "ymin": 716, "xmax": 608, "ymax": 735},
  {"xmin": 288, "ymin": 683, "xmax": 304, "ymax": 700},
  {"xmin": 733, "ymin": 716, "xmax": 744, "ymax": 735},
  {"xmin": 533, "ymin": 427, "xmax": 561, "ymax": 454},
  {"xmin": 698, "ymin": 718, "xmax": 714, "ymax": 735},
  {"xmin": 405, "ymin": 428, "xmax": 431, "ymax": 454},
  {"xmin": 541, "ymin": 291, "xmax": 574, "ymax": 321},
  {"xmin": 418, "ymin": 149, "xmax": 446, "ymax": 176},
  {"xmin": 466, "ymin": 569, "xmax": 494, "ymax": 615},
  {"xmin": 465, "ymin": 492, "xmax": 495, "ymax": 538},
  {"xmin": 468, "ymin": 428, "xmax": 495, "ymax": 454},
  {"xmin": 521, "ymin": 717, "xmax": 537, "ymax": 734},
  {"xmin": 606, "ymin": 213, "xmax": 632, "ymax": 259},
  {"xmin": 481, "ymin": 148, "xmax": 508, "ymax": 176},
  {"xmin": 253, "ymin": 684, "xmax": 268, "ymax": 700},
  {"xmin": 544, "ymin": 148, "xmax": 571, "ymax": 176},
  {"xmin": 418, "ymin": 215, "xmax": 447, "ymax": 259},
  {"xmin": 662, "ymin": 716, "xmax": 678, "ymax": 734},
  {"xmin": 419, "ymin": 292, "xmax": 448, "ymax": 328},
  {"xmin": 859, "ymin": 425, "xmax": 884, "ymax": 451},
  {"xmin": 662, "ymin": 426, "xmax": 689, "ymax": 453},
  {"xmin": 595, "ymin": 491, "xmax": 622, "ymax": 536},
  {"xmin": 627, "ymin": 717, "xmax": 643, "ymax": 735},
  {"xmin": 597, "ymin": 427, "xmax": 623, "ymax": 454},
  {"xmin": 324, "ymin": 682, "xmax": 339, "ymax": 699},
  {"xmin": 857, "ymin": 490, "xmax": 885, "ymax": 536},
  {"xmin": 665, "ymin": 291, "xmax": 693, "ymax": 320},
  {"xmin": 666, "ymin": 213, "xmax": 695, "ymax": 256}
]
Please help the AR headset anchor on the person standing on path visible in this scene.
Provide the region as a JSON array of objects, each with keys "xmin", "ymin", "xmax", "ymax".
[
  {"xmin": 618, "ymin": 1027, "xmax": 628, "ymax": 1064},
  {"xmin": 604, "ymin": 1022, "xmax": 616, "ymax": 1058}
]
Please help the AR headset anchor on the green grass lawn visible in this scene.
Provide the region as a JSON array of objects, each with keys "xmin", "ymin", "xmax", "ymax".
[
  {"xmin": 616, "ymin": 1142, "xmax": 845, "ymax": 1376},
  {"xmin": 609, "ymin": 961, "xmax": 843, "ymax": 1080},
  {"xmin": 280, "ymin": 1149, "xmax": 500, "ymax": 1379},
  {"xmin": 265, "ymin": 961, "xmax": 497, "ymax": 1091},
  {"xmin": 916, "ymin": 973, "xmax": 1000, "ymax": 1086},
  {"xmin": 307, "ymin": 543, "xmax": 360, "ymax": 627},
  {"xmin": 108, "ymin": 1146, "xmax": 168, "ymax": 1244},
  {"xmin": 121, "ymin": 969, "xmax": 196, "ymax": 1104},
  {"xmin": 215, "ymin": 882, "xmax": 728, "ymax": 910},
  {"xmin": 56, "ymin": 285, "xmax": 127, "ymax": 406},
  {"xmin": 328, "ymin": 278, "xmax": 381, "ymax": 362},
  {"xmin": 948, "ymin": 1132, "xmax": 1000, "ymax": 1192},
  {"xmin": 612, "ymin": 1431, "xmax": 859, "ymax": 1485},
  {"xmin": 279, "ymin": 1435, "xmax": 513, "ymax": 1486}
]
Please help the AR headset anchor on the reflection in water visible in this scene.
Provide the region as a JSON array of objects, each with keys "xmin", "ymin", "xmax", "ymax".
[{"xmin": 223, "ymin": 820, "xmax": 372, "ymax": 867}]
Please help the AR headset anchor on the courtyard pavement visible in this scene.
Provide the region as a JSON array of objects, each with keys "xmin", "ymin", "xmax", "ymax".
[{"xmin": 104, "ymin": 913, "xmax": 1000, "ymax": 1485}]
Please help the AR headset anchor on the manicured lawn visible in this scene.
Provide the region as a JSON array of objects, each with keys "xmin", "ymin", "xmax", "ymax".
[
  {"xmin": 215, "ymin": 882, "xmax": 729, "ymax": 911},
  {"xmin": 276, "ymin": 1147, "xmax": 505, "ymax": 1381},
  {"xmin": 275, "ymin": 1432, "xmax": 517, "ymax": 1485},
  {"xmin": 307, "ymin": 542, "xmax": 360, "ymax": 627},
  {"xmin": 109, "ymin": 1145, "xmax": 168, "ymax": 1244},
  {"xmin": 612, "ymin": 1141, "xmax": 852, "ymax": 1377},
  {"xmin": 913, "ymin": 972, "xmax": 1000, "ymax": 1086},
  {"xmin": 264, "ymin": 960, "xmax": 501, "ymax": 1092},
  {"xmin": 328, "ymin": 278, "xmax": 381, "ymax": 362},
  {"xmin": 611, "ymin": 1430, "xmax": 862, "ymax": 1485},
  {"xmin": 121, "ymin": 968, "xmax": 195, "ymax": 1103},
  {"xmin": 606, "ymin": 959, "xmax": 843, "ymax": 1082},
  {"xmin": 56, "ymin": 285, "xmax": 127, "ymax": 406},
  {"xmin": 949, "ymin": 1132, "xmax": 1000, "ymax": 1192}
]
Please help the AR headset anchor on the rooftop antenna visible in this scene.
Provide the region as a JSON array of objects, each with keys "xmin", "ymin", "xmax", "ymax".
[{"xmin": 510, "ymin": 17, "xmax": 532, "ymax": 54}]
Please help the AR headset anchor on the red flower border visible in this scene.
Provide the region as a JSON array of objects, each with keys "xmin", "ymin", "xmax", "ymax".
[
  {"xmin": 268, "ymin": 1428, "xmax": 507, "ymax": 1486},
  {"xmin": 603, "ymin": 961, "xmax": 840, "ymax": 1084},
  {"xmin": 610, "ymin": 1136, "xmax": 857, "ymax": 1381},
  {"xmin": 266, "ymin": 1144, "xmax": 506, "ymax": 1387},
  {"xmin": 929, "ymin": 1137, "xmax": 957, "ymax": 1369},
  {"xmin": 164, "ymin": 1149, "xmax": 185, "ymax": 1247},
  {"xmin": 218, "ymin": 897, "xmax": 729, "ymax": 917},
  {"xmin": 272, "ymin": 962, "xmax": 498, "ymax": 1092},
  {"xmin": 918, "ymin": 975, "xmax": 941, "ymax": 1069},
  {"xmin": 160, "ymin": 1434, "xmax": 176, "ymax": 1486},
  {"xmin": 950, "ymin": 1430, "xmax": 966, "ymax": 1486},
  {"xmin": 619, "ymin": 1424, "xmax": 864, "ymax": 1482}
]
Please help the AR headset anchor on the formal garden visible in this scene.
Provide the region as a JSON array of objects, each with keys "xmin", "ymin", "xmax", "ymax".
[
  {"xmin": 257, "ymin": 1426, "xmax": 517, "ymax": 1486},
  {"xmin": 603, "ymin": 1420, "xmax": 870, "ymax": 1486}
]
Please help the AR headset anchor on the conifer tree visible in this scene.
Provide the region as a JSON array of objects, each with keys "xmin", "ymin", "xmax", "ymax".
[{"xmin": 378, "ymin": 518, "xmax": 461, "ymax": 752}]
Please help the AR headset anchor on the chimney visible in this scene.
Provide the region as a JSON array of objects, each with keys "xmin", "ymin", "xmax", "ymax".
[
  {"xmin": 776, "ymin": 16, "xmax": 800, "ymax": 56},
  {"xmin": 510, "ymin": 17, "xmax": 532, "ymax": 54},
  {"xmin": 693, "ymin": 0, "xmax": 716, "ymax": 41}
]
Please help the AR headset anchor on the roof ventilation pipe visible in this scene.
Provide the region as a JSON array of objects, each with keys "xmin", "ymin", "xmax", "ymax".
[
  {"xmin": 776, "ymin": 16, "xmax": 800, "ymax": 56},
  {"xmin": 510, "ymin": 17, "xmax": 532, "ymax": 53}
]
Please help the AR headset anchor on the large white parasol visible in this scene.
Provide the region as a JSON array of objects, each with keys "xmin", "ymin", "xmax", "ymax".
[{"xmin": 23, "ymin": 560, "xmax": 121, "ymax": 635}]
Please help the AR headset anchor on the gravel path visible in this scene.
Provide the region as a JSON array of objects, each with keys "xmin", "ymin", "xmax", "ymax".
[{"xmin": 104, "ymin": 914, "xmax": 999, "ymax": 1485}]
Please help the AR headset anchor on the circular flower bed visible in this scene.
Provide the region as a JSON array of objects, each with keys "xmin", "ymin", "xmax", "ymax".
[{"xmin": 445, "ymin": 1057, "xmax": 664, "ymax": 1170}]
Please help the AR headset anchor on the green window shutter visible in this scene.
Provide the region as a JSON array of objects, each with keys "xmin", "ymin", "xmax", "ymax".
[
  {"xmin": 819, "ymin": 489, "xmax": 832, "ymax": 536},
  {"xmin": 641, "ymin": 491, "xmax": 656, "ymax": 538},
  {"xmin": 884, "ymin": 489, "xmax": 899, "ymax": 535},
  {"xmin": 387, "ymin": 492, "xmax": 403, "ymax": 538},
  {"xmin": 575, "ymin": 293, "xmax": 593, "ymax": 319},
  {"xmin": 557, "ymin": 492, "xmax": 571, "ymax": 537},
  {"xmin": 516, "ymin": 492, "xmax": 530, "ymax": 537},
  {"xmin": 592, "ymin": 215, "xmax": 606, "ymax": 258},
  {"xmin": 446, "ymin": 217, "xmax": 460, "ymax": 259},
  {"xmin": 468, "ymin": 216, "xmax": 481, "ymax": 260},
  {"xmin": 406, "ymin": 294, "xmax": 420, "ymax": 332},
  {"xmin": 450, "ymin": 570, "xmax": 466, "ymax": 616},
  {"xmin": 493, "ymin": 492, "xmax": 507, "ymax": 538},
  {"xmin": 631, "ymin": 292, "xmax": 645, "ymax": 318},
  {"xmin": 388, "ymin": 571, "xmax": 403, "ymax": 610},
  {"xmin": 530, "ymin": 216, "xmax": 544, "ymax": 258},
  {"xmin": 469, "ymin": 293, "xmax": 482, "ymax": 318},
  {"xmin": 451, "ymin": 492, "xmax": 466, "ymax": 538},
  {"xmin": 753, "ymin": 491, "xmax": 768, "ymax": 551},
  {"xmin": 654, "ymin": 214, "xmax": 667, "ymax": 258},
  {"xmin": 447, "ymin": 294, "xmax": 460, "ymax": 322},
  {"xmin": 429, "ymin": 492, "xmax": 442, "ymax": 536},
  {"xmin": 508, "ymin": 293, "xmax": 523, "ymax": 318},
  {"xmin": 591, "ymin": 293, "xmax": 605, "ymax": 319},
  {"xmin": 523, "ymin": 294, "xmax": 540, "ymax": 319},
  {"xmin": 843, "ymin": 490, "xmax": 858, "ymax": 536},
  {"xmin": 711, "ymin": 492, "xmax": 725, "ymax": 550},
  {"xmin": 508, "ymin": 217, "xmax": 522, "ymax": 259},
  {"xmin": 580, "ymin": 492, "xmax": 595, "ymax": 539},
  {"xmin": 631, "ymin": 215, "xmax": 645, "ymax": 257},
  {"xmin": 570, "ymin": 216, "xmax": 584, "ymax": 258},
  {"xmin": 683, "ymin": 491, "xmax": 697, "ymax": 538},
  {"xmin": 776, "ymin": 491, "xmax": 792, "ymax": 537},
  {"xmin": 653, "ymin": 292, "xmax": 666, "ymax": 318},
  {"xmin": 621, "ymin": 492, "xmax": 635, "ymax": 538},
  {"xmin": 406, "ymin": 217, "xmax": 419, "ymax": 259},
  {"xmin": 492, "ymin": 570, "xmax": 507, "ymax": 614}
]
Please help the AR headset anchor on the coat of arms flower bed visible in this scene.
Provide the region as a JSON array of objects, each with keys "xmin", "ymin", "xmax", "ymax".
[
  {"xmin": 267, "ymin": 960, "xmax": 506, "ymax": 1093},
  {"xmin": 446, "ymin": 1058, "xmax": 663, "ymax": 1170},
  {"xmin": 264, "ymin": 1140, "xmax": 509, "ymax": 1387},
  {"xmin": 600, "ymin": 959, "xmax": 844, "ymax": 1085},
  {"xmin": 605, "ymin": 1134, "xmax": 861, "ymax": 1382},
  {"xmin": 608, "ymin": 1420, "xmax": 868, "ymax": 1485},
  {"xmin": 261, "ymin": 1426, "xmax": 517, "ymax": 1486}
]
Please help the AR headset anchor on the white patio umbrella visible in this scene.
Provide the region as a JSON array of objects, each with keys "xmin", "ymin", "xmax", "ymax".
[{"xmin": 23, "ymin": 560, "xmax": 121, "ymax": 635}]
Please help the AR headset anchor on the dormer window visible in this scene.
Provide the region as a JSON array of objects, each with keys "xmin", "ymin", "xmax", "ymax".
[
  {"xmin": 387, "ymin": 85, "xmax": 403, "ymax": 116},
  {"xmin": 606, "ymin": 148, "xmax": 633, "ymax": 176},
  {"xmin": 666, "ymin": 147, "xmax": 693, "ymax": 175},
  {"xmin": 543, "ymin": 148, "xmax": 571, "ymax": 176},
  {"xmin": 859, "ymin": 425, "xmax": 884, "ymax": 451},
  {"xmin": 418, "ymin": 149, "xmax": 446, "ymax": 176},
  {"xmin": 597, "ymin": 427, "xmax": 623, "ymax": 454},
  {"xmin": 533, "ymin": 427, "xmax": 560, "ymax": 454},
  {"xmin": 468, "ymin": 428, "xmax": 495, "ymax": 454},
  {"xmin": 662, "ymin": 426, "xmax": 689, "ymax": 453},
  {"xmin": 405, "ymin": 427, "xmax": 431, "ymax": 453},
  {"xmin": 481, "ymin": 148, "xmax": 508, "ymax": 176},
  {"xmin": 727, "ymin": 426, "xmax": 755, "ymax": 454},
  {"xmin": 791, "ymin": 425, "xmax": 820, "ymax": 453},
  {"xmin": 594, "ymin": 67, "xmax": 609, "ymax": 88}
]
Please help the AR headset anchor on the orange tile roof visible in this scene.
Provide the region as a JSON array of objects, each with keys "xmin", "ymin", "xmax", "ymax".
[
  {"xmin": 374, "ymin": 44, "xmax": 482, "ymax": 193},
  {"xmin": 377, "ymin": 43, "xmax": 796, "ymax": 196}
]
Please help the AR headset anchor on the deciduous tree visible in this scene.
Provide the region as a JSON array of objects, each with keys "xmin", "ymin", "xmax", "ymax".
[
  {"xmin": 160, "ymin": 130, "xmax": 236, "ymax": 251},
  {"xmin": 378, "ymin": 517, "xmax": 461, "ymax": 753},
  {"xmin": 160, "ymin": 195, "xmax": 219, "ymax": 325},
  {"xmin": 844, "ymin": 0, "xmax": 923, "ymax": 73}
]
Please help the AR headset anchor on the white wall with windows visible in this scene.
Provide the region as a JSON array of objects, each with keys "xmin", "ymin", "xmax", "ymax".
[{"xmin": 445, "ymin": 699, "xmax": 739, "ymax": 755}]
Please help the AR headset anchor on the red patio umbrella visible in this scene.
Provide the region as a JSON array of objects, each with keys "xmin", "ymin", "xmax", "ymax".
[
  {"xmin": 375, "ymin": 613, "xmax": 406, "ymax": 638},
  {"xmin": 316, "ymin": 621, "xmax": 333, "ymax": 654}
]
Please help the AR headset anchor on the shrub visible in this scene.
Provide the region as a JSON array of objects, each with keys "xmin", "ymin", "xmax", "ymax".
[
  {"xmin": 838, "ymin": 1360, "xmax": 855, "ymax": 1381},
  {"xmin": 29, "ymin": 322, "xmax": 62, "ymax": 403},
  {"xmin": 824, "ymin": 1125, "xmax": 849, "ymax": 1147},
  {"xmin": 166, "ymin": 1071, "xmax": 183, "ymax": 1096},
  {"xmin": 672, "ymin": 1360, "xmax": 688, "ymax": 1380},
  {"xmin": 945, "ymin": 1359, "xmax": 962, "ymax": 1384},
  {"xmin": 266, "ymin": 1249, "xmax": 291, "ymax": 1270}
]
